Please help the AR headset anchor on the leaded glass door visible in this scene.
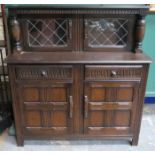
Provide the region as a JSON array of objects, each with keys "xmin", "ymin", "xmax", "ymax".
[
  {"xmin": 21, "ymin": 16, "xmax": 73, "ymax": 51},
  {"xmin": 84, "ymin": 15, "xmax": 135, "ymax": 51}
]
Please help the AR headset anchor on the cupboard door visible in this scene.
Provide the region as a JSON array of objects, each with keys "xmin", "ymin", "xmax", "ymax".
[
  {"xmin": 84, "ymin": 15, "xmax": 135, "ymax": 51},
  {"xmin": 20, "ymin": 16, "xmax": 73, "ymax": 51},
  {"xmin": 84, "ymin": 81, "xmax": 139, "ymax": 136},
  {"xmin": 18, "ymin": 83, "xmax": 73, "ymax": 135}
]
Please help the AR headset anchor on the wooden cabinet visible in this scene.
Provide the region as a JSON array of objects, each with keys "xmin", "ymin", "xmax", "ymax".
[{"xmin": 6, "ymin": 5, "xmax": 151, "ymax": 146}]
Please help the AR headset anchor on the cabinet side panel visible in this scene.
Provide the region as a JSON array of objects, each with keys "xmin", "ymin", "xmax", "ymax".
[{"xmin": 8, "ymin": 65, "xmax": 24, "ymax": 146}]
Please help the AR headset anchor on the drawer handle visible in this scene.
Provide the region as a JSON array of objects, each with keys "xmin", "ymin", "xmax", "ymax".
[
  {"xmin": 111, "ymin": 71, "xmax": 117, "ymax": 77},
  {"xmin": 41, "ymin": 70, "xmax": 47, "ymax": 77},
  {"xmin": 84, "ymin": 96, "xmax": 89, "ymax": 118},
  {"xmin": 69, "ymin": 96, "xmax": 73, "ymax": 118}
]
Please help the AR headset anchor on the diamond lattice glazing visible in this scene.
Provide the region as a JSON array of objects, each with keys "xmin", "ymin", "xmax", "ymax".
[
  {"xmin": 86, "ymin": 18, "xmax": 128, "ymax": 47},
  {"xmin": 27, "ymin": 19, "xmax": 69, "ymax": 47}
]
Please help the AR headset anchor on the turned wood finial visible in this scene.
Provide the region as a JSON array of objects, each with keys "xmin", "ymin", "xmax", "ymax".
[
  {"xmin": 10, "ymin": 16, "xmax": 22, "ymax": 52},
  {"xmin": 135, "ymin": 14, "xmax": 146, "ymax": 53}
]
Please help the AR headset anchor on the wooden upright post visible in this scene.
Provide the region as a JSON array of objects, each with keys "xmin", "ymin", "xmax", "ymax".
[
  {"xmin": 135, "ymin": 14, "xmax": 146, "ymax": 53},
  {"xmin": 10, "ymin": 17, "xmax": 22, "ymax": 52}
]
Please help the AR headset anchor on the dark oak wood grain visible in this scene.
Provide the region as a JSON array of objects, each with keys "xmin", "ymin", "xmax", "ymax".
[
  {"xmin": 6, "ymin": 52, "xmax": 151, "ymax": 64},
  {"xmin": 6, "ymin": 5, "xmax": 151, "ymax": 146}
]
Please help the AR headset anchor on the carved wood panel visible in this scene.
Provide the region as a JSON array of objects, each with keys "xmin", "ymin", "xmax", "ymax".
[
  {"xmin": 25, "ymin": 110, "xmax": 42, "ymax": 127},
  {"xmin": 15, "ymin": 65, "xmax": 73, "ymax": 80},
  {"xmin": 18, "ymin": 83, "xmax": 73, "ymax": 134},
  {"xmin": 84, "ymin": 81, "xmax": 139, "ymax": 135},
  {"xmin": 85, "ymin": 65, "xmax": 143, "ymax": 80},
  {"xmin": 9, "ymin": 8, "xmax": 148, "ymax": 15}
]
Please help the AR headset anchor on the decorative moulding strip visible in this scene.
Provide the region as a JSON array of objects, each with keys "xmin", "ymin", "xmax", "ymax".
[{"xmin": 9, "ymin": 9, "xmax": 148, "ymax": 15}]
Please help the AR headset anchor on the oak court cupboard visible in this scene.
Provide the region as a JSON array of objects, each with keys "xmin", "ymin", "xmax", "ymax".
[{"xmin": 5, "ymin": 5, "xmax": 151, "ymax": 146}]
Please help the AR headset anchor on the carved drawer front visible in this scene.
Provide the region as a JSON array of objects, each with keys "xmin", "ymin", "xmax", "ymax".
[
  {"xmin": 15, "ymin": 65, "xmax": 73, "ymax": 80},
  {"xmin": 85, "ymin": 65, "xmax": 143, "ymax": 80}
]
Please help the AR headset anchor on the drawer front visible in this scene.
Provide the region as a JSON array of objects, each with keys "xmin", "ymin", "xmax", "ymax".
[
  {"xmin": 85, "ymin": 65, "xmax": 143, "ymax": 80},
  {"xmin": 15, "ymin": 65, "xmax": 73, "ymax": 80}
]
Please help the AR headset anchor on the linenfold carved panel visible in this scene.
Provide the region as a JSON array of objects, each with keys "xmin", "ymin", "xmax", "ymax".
[
  {"xmin": 15, "ymin": 66, "xmax": 72, "ymax": 80},
  {"xmin": 85, "ymin": 65, "xmax": 142, "ymax": 80}
]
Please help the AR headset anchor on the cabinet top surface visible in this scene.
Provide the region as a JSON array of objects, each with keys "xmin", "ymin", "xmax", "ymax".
[
  {"xmin": 6, "ymin": 4, "xmax": 149, "ymax": 9},
  {"xmin": 6, "ymin": 52, "xmax": 152, "ymax": 64}
]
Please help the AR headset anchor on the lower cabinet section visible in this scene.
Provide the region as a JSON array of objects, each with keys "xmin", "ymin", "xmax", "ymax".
[{"xmin": 8, "ymin": 64, "xmax": 148, "ymax": 146}]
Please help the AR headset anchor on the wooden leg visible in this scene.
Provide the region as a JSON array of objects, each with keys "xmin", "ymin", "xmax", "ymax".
[
  {"xmin": 131, "ymin": 136, "xmax": 139, "ymax": 146},
  {"xmin": 16, "ymin": 136, "xmax": 24, "ymax": 146}
]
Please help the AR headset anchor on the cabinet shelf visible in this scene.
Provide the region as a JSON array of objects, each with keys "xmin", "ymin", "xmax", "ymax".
[{"xmin": 6, "ymin": 51, "xmax": 151, "ymax": 64}]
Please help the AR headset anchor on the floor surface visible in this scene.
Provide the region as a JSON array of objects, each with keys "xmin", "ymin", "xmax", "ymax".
[{"xmin": 0, "ymin": 104, "xmax": 155, "ymax": 151}]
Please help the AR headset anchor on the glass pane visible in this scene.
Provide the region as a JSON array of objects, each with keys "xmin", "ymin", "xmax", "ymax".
[
  {"xmin": 86, "ymin": 18, "xmax": 128, "ymax": 48},
  {"xmin": 27, "ymin": 19, "xmax": 69, "ymax": 47}
]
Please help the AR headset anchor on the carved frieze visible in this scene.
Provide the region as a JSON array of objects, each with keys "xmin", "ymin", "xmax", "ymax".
[
  {"xmin": 15, "ymin": 66, "xmax": 73, "ymax": 80},
  {"xmin": 10, "ymin": 8, "xmax": 148, "ymax": 15},
  {"xmin": 85, "ymin": 65, "xmax": 143, "ymax": 80}
]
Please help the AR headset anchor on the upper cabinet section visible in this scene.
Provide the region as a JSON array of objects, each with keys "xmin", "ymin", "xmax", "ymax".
[{"xmin": 7, "ymin": 5, "xmax": 149, "ymax": 53}]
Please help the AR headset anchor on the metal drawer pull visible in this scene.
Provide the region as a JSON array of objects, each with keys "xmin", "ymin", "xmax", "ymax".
[
  {"xmin": 84, "ymin": 95, "xmax": 89, "ymax": 118},
  {"xmin": 111, "ymin": 70, "xmax": 117, "ymax": 77},
  {"xmin": 69, "ymin": 96, "xmax": 73, "ymax": 118},
  {"xmin": 41, "ymin": 70, "xmax": 47, "ymax": 77}
]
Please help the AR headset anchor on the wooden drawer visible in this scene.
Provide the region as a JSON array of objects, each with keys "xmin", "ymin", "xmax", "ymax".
[
  {"xmin": 85, "ymin": 65, "xmax": 143, "ymax": 80},
  {"xmin": 15, "ymin": 65, "xmax": 73, "ymax": 80}
]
